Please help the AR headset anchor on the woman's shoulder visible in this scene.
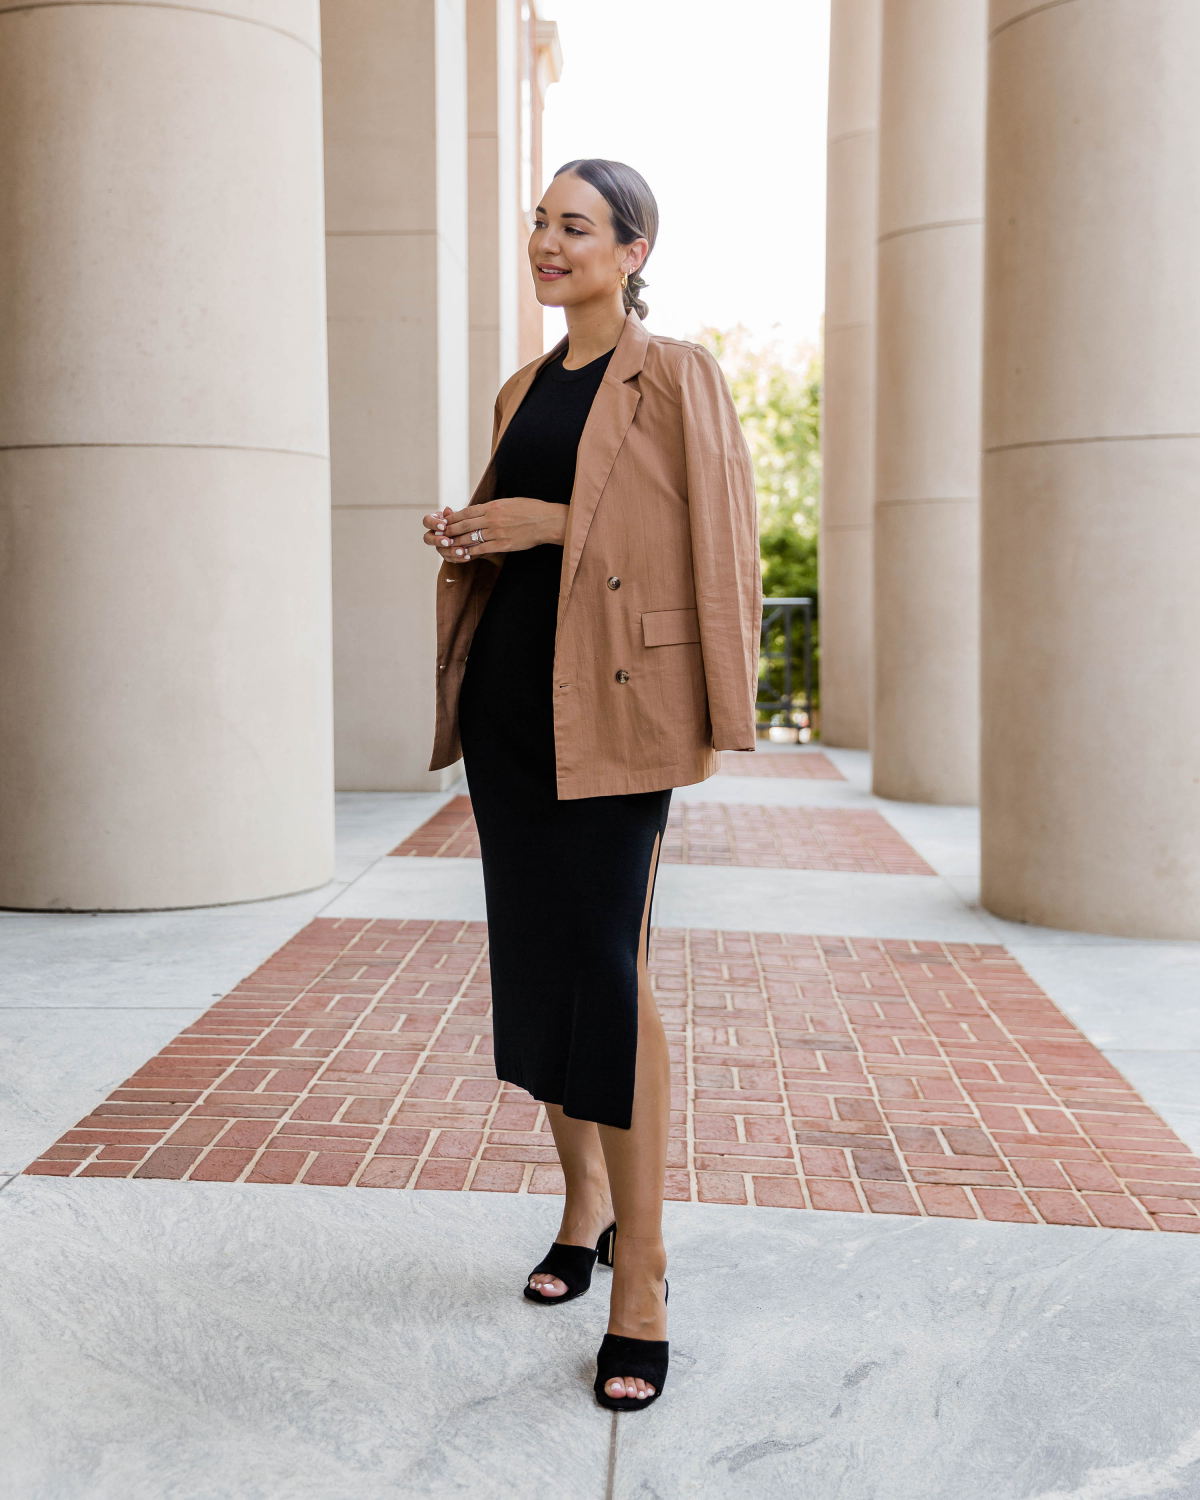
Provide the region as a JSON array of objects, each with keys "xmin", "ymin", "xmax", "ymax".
[
  {"xmin": 643, "ymin": 331, "xmax": 709, "ymax": 368},
  {"xmin": 640, "ymin": 332, "xmax": 725, "ymax": 403}
]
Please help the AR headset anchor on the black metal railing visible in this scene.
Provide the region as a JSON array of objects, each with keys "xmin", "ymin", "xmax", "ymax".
[{"xmin": 757, "ymin": 597, "xmax": 814, "ymax": 739}]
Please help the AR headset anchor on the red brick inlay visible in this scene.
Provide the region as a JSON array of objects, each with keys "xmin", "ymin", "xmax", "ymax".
[
  {"xmin": 393, "ymin": 797, "xmax": 479, "ymax": 858},
  {"xmin": 662, "ymin": 803, "xmax": 934, "ymax": 874},
  {"xmin": 25, "ymin": 922, "xmax": 1200, "ymax": 1233},
  {"xmin": 392, "ymin": 800, "xmax": 932, "ymax": 875},
  {"xmin": 720, "ymin": 750, "xmax": 844, "ymax": 779}
]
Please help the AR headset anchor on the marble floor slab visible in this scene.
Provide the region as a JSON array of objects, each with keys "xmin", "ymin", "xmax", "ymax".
[
  {"xmin": 320, "ymin": 853, "xmax": 490, "ymax": 921},
  {"xmin": 321, "ymin": 853, "xmax": 999, "ymax": 941},
  {"xmin": 819, "ymin": 745, "xmax": 872, "ymax": 787},
  {"xmin": 1001, "ymin": 938, "xmax": 1200, "ymax": 1157},
  {"xmin": 1005, "ymin": 942, "xmax": 1200, "ymax": 1047},
  {"xmin": 0, "ymin": 910, "xmax": 330, "ymax": 1012},
  {"xmin": 672, "ymin": 773, "xmax": 882, "ymax": 808},
  {"xmin": 0, "ymin": 1180, "xmax": 610, "ymax": 1500},
  {"xmin": 1104, "ymin": 1052, "xmax": 1200, "ymax": 1157},
  {"xmin": 3, "ymin": 1180, "xmax": 1199, "ymax": 1500},
  {"xmin": 329, "ymin": 790, "xmax": 465, "ymax": 882},
  {"xmin": 0, "ymin": 1008, "xmax": 205, "ymax": 1176},
  {"xmin": 616, "ymin": 1199, "xmax": 1200, "ymax": 1500},
  {"xmin": 654, "ymin": 862, "xmax": 996, "ymax": 941}
]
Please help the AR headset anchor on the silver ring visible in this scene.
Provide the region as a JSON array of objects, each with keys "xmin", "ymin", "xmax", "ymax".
[{"xmin": 470, "ymin": 528, "xmax": 483, "ymax": 543}]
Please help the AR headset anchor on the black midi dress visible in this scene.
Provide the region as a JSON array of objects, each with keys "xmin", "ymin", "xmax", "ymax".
[{"xmin": 458, "ymin": 346, "xmax": 671, "ymax": 1130}]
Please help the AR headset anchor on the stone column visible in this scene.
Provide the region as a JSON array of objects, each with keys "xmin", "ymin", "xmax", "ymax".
[
  {"xmin": 872, "ymin": 0, "xmax": 986, "ymax": 804},
  {"xmin": 467, "ymin": 0, "xmax": 519, "ymax": 485},
  {"xmin": 323, "ymin": 0, "xmax": 470, "ymax": 792},
  {"xmin": 0, "ymin": 0, "xmax": 333, "ymax": 910},
  {"xmin": 820, "ymin": 0, "xmax": 882, "ymax": 750},
  {"xmin": 981, "ymin": 0, "xmax": 1200, "ymax": 938}
]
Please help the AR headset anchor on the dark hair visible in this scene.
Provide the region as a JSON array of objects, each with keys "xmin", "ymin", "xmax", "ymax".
[{"xmin": 553, "ymin": 158, "xmax": 659, "ymax": 319}]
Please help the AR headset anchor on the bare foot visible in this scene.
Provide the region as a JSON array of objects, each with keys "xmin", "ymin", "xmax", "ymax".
[
  {"xmin": 603, "ymin": 1235, "xmax": 667, "ymax": 1398},
  {"xmin": 527, "ymin": 1189, "xmax": 615, "ymax": 1299}
]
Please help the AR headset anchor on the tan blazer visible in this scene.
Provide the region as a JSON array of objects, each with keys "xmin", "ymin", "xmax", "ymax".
[{"xmin": 430, "ymin": 309, "xmax": 762, "ymax": 799}]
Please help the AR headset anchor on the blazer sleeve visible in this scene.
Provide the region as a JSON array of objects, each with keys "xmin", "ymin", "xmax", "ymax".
[{"xmin": 679, "ymin": 345, "xmax": 762, "ymax": 751}]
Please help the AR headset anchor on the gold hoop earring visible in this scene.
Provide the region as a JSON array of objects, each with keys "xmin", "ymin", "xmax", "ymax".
[{"xmin": 620, "ymin": 271, "xmax": 629, "ymax": 290}]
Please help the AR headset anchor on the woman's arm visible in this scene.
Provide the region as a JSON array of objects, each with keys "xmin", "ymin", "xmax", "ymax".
[{"xmin": 678, "ymin": 345, "xmax": 762, "ymax": 751}]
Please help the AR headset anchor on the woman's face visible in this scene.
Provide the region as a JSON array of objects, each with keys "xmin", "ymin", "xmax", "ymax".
[{"xmin": 529, "ymin": 173, "xmax": 647, "ymax": 309}]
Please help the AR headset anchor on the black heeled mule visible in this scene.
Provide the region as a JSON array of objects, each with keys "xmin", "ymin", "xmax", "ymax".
[
  {"xmin": 523, "ymin": 1221, "xmax": 616, "ymax": 1305},
  {"xmin": 593, "ymin": 1280, "xmax": 669, "ymax": 1411}
]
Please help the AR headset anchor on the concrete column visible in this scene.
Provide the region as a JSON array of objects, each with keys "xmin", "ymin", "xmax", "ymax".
[
  {"xmin": 323, "ymin": 0, "xmax": 469, "ymax": 792},
  {"xmin": 0, "ymin": 1, "xmax": 332, "ymax": 910},
  {"xmin": 872, "ymin": 0, "xmax": 986, "ymax": 804},
  {"xmin": 820, "ymin": 0, "xmax": 882, "ymax": 751},
  {"xmin": 467, "ymin": 0, "xmax": 519, "ymax": 485},
  {"xmin": 981, "ymin": 0, "xmax": 1200, "ymax": 938}
]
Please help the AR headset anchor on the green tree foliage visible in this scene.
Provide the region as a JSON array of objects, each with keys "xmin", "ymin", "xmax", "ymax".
[{"xmin": 696, "ymin": 325, "xmax": 821, "ymax": 600}]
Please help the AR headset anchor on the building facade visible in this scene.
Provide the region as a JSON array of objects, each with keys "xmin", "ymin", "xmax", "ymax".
[{"xmin": 0, "ymin": 0, "xmax": 557, "ymax": 911}]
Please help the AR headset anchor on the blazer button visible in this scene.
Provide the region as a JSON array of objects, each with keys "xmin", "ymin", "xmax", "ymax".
[
  {"xmin": 615, "ymin": 669, "xmax": 630, "ymax": 684},
  {"xmin": 607, "ymin": 576, "xmax": 621, "ymax": 590}
]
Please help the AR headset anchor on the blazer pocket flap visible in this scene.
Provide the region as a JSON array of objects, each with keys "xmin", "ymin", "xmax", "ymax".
[{"xmin": 642, "ymin": 607, "xmax": 701, "ymax": 648}]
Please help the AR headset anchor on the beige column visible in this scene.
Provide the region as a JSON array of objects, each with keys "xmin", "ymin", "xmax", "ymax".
[
  {"xmin": 981, "ymin": 0, "xmax": 1200, "ymax": 938},
  {"xmin": 872, "ymin": 0, "xmax": 986, "ymax": 804},
  {"xmin": 323, "ymin": 0, "xmax": 469, "ymax": 792},
  {"xmin": 819, "ymin": 0, "xmax": 881, "ymax": 750},
  {"xmin": 467, "ymin": 0, "xmax": 519, "ymax": 484},
  {"xmin": 0, "ymin": 1, "xmax": 332, "ymax": 910}
]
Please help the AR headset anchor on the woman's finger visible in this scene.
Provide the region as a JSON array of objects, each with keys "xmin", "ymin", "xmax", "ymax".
[
  {"xmin": 447, "ymin": 538, "xmax": 505, "ymax": 560},
  {"xmin": 443, "ymin": 516, "xmax": 497, "ymax": 539},
  {"xmin": 435, "ymin": 530, "xmax": 486, "ymax": 554},
  {"xmin": 445, "ymin": 502, "xmax": 490, "ymax": 526}
]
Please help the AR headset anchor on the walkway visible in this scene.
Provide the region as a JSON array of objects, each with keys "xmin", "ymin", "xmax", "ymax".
[{"xmin": 3, "ymin": 749, "xmax": 1200, "ymax": 1498}]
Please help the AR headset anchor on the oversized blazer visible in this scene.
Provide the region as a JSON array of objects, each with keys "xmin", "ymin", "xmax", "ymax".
[{"xmin": 429, "ymin": 309, "xmax": 762, "ymax": 799}]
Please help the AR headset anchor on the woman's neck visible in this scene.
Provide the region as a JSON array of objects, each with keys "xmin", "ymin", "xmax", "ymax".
[{"xmin": 562, "ymin": 295, "xmax": 628, "ymax": 369}]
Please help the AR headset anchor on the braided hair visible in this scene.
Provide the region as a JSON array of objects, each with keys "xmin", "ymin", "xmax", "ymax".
[{"xmin": 553, "ymin": 158, "xmax": 659, "ymax": 319}]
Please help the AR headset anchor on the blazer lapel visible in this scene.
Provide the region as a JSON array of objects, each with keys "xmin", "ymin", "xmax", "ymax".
[{"xmin": 558, "ymin": 311, "xmax": 650, "ymax": 620}]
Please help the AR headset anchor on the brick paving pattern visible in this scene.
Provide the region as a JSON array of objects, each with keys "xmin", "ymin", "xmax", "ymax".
[
  {"xmin": 661, "ymin": 803, "xmax": 934, "ymax": 874},
  {"xmin": 719, "ymin": 750, "xmax": 845, "ymax": 779},
  {"xmin": 392, "ymin": 799, "xmax": 932, "ymax": 875},
  {"xmin": 392, "ymin": 797, "xmax": 480, "ymax": 858},
  {"xmin": 26, "ymin": 920, "xmax": 1200, "ymax": 1233}
]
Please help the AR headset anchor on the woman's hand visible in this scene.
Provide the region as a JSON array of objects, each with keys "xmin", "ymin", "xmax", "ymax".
[{"xmin": 421, "ymin": 498, "xmax": 567, "ymax": 562}]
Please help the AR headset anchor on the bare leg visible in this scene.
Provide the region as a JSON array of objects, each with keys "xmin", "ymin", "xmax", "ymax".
[
  {"xmin": 597, "ymin": 833, "xmax": 670, "ymax": 1399},
  {"xmin": 526, "ymin": 1106, "xmax": 614, "ymax": 1297}
]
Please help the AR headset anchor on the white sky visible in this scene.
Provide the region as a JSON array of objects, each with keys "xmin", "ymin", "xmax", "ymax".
[{"xmin": 537, "ymin": 0, "xmax": 831, "ymax": 354}]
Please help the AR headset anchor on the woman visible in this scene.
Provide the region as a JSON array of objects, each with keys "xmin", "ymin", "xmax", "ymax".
[{"xmin": 422, "ymin": 159, "xmax": 760, "ymax": 1410}]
